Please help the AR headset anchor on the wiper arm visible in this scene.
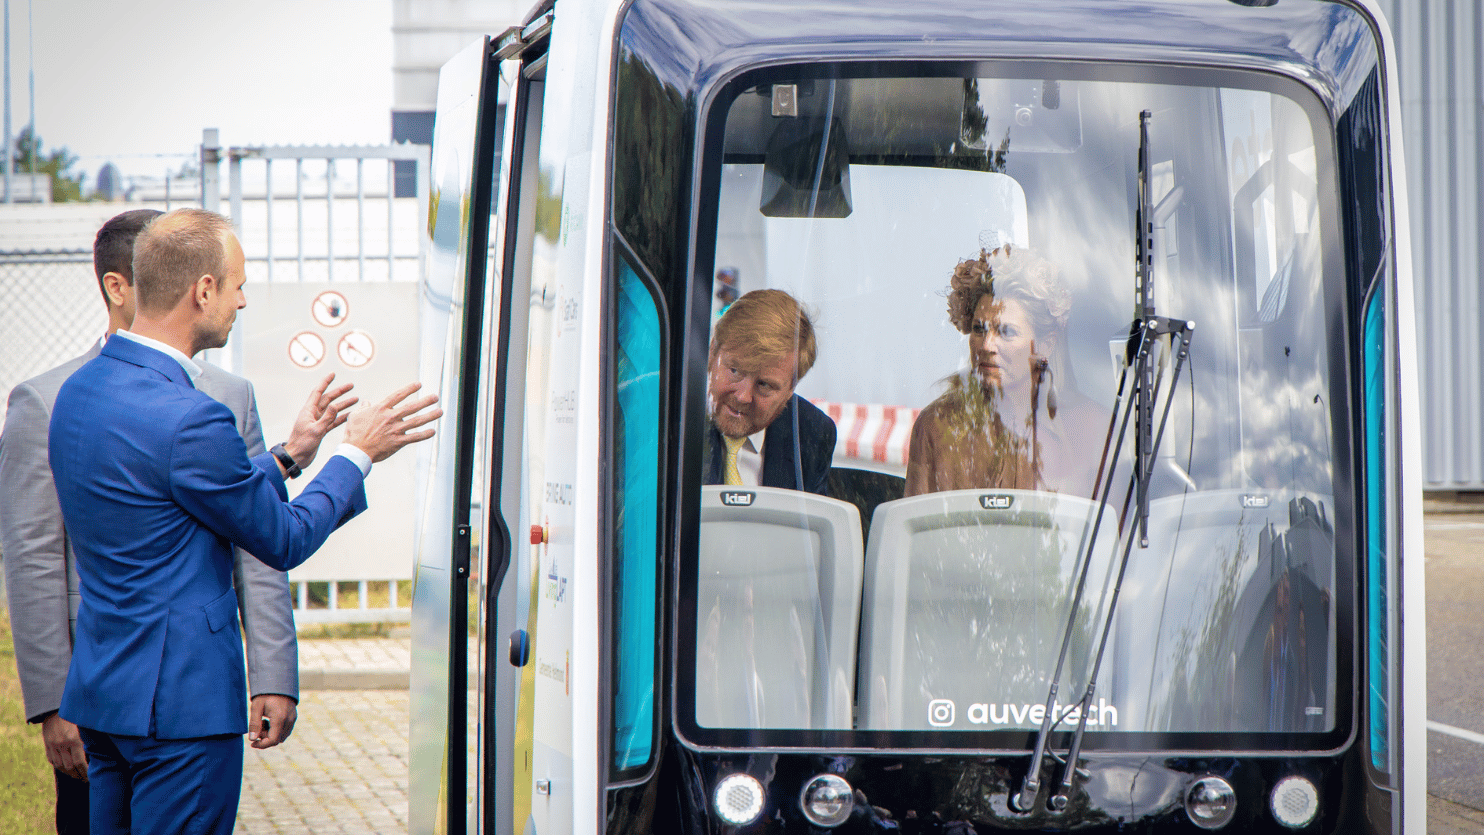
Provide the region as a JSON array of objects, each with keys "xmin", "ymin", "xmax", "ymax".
[
  {"xmin": 1047, "ymin": 319, "xmax": 1191, "ymax": 812},
  {"xmin": 1014, "ymin": 325, "xmax": 1141, "ymax": 813},
  {"xmin": 1014, "ymin": 318, "xmax": 1192, "ymax": 812},
  {"xmin": 1016, "ymin": 109, "xmax": 1196, "ymax": 814}
]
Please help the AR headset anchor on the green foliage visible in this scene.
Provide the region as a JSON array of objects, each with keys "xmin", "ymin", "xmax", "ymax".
[
  {"xmin": 0, "ymin": 609, "xmax": 55, "ymax": 833},
  {"xmin": 10, "ymin": 126, "xmax": 86, "ymax": 202}
]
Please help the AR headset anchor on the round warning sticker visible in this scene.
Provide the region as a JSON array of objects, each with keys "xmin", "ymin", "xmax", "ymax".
[
  {"xmin": 337, "ymin": 330, "xmax": 375, "ymax": 368},
  {"xmin": 312, "ymin": 291, "xmax": 350, "ymax": 328},
  {"xmin": 288, "ymin": 331, "xmax": 326, "ymax": 368}
]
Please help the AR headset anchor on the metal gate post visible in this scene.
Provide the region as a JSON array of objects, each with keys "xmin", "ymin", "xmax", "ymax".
[{"xmin": 200, "ymin": 128, "xmax": 221, "ymax": 212}]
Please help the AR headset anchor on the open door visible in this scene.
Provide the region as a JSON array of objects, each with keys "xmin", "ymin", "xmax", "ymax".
[{"xmin": 409, "ymin": 36, "xmax": 504, "ymax": 835}]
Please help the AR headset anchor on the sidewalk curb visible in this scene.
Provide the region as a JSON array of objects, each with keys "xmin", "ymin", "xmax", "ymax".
[{"xmin": 300, "ymin": 668, "xmax": 410, "ymax": 690}]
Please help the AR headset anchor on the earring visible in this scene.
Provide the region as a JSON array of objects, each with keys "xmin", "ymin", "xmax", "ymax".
[{"xmin": 1035, "ymin": 358, "xmax": 1058, "ymax": 420}]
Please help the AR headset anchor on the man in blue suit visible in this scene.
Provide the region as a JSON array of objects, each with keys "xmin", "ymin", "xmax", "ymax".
[
  {"xmin": 48, "ymin": 208, "xmax": 441, "ymax": 834},
  {"xmin": 702, "ymin": 289, "xmax": 836, "ymax": 494},
  {"xmin": 1, "ymin": 209, "xmax": 304, "ymax": 835}
]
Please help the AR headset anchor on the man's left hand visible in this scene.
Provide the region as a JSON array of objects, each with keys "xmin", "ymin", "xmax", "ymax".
[{"xmin": 248, "ymin": 694, "xmax": 299, "ymax": 749}]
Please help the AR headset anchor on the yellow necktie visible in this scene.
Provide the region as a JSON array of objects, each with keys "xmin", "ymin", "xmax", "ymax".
[{"xmin": 723, "ymin": 435, "xmax": 746, "ymax": 486}]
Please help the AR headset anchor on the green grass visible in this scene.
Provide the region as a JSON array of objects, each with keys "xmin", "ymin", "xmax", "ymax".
[{"xmin": 0, "ymin": 607, "xmax": 55, "ymax": 833}]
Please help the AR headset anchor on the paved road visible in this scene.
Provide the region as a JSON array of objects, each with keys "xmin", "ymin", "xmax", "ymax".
[
  {"xmin": 237, "ymin": 690, "xmax": 410, "ymax": 834},
  {"xmin": 236, "ymin": 638, "xmax": 415, "ymax": 833},
  {"xmin": 1426, "ymin": 511, "xmax": 1484, "ymax": 834}
]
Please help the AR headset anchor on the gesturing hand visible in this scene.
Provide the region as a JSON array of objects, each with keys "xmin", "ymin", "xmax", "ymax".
[
  {"xmin": 343, "ymin": 382, "xmax": 442, "ymax": 463},
  {"xmin": 284, "ymin": 373, "xmax": 359, "ymax": 470}
]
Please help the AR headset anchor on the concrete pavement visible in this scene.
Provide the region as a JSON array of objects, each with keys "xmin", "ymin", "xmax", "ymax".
[{"xmin": 236, "ymin": 636, "xmax": 414, "ymax": 834}]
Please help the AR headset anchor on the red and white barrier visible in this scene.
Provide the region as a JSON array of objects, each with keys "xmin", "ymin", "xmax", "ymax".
[{"xmin": 813, "ymin": 401, "xmax": 920, "ymax": 469}]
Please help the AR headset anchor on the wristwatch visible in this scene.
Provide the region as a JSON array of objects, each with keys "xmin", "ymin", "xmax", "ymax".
[{"xmin": 270, "ymin": 443, "xmax": 302, "ymax": 479}]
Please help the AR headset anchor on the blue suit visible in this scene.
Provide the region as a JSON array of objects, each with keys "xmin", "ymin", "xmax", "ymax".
[{"xmin": 48, "ymin": 335, "xmax": 367, "ymax": 833}]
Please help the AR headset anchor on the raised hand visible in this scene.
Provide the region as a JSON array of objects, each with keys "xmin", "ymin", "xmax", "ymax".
[
  {"xmin": 283, "ymin": 373, "xmax": 359, "ymax": 470},
  {"xmin": 342, "ymin": 382, "xmax": 442, "ymax": 463}
]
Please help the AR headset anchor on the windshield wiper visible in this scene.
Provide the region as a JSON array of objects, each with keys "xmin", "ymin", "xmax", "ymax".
[{"xmin": 1016, "ymin": 110, "xmax": 1195, "ymax": 814}]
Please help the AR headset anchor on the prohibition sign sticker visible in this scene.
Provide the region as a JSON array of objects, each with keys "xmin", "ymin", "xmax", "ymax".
[
  {"xmin": 311, "ymin": 290, "xmax": 350, "ymax": 328},
  {"xmin": 337, "ymin": 330, "xmax": 375, "ymax": 368},
  {"xmin": 288, "ymin": 331, "xmax": 326, "ymax": 368}
]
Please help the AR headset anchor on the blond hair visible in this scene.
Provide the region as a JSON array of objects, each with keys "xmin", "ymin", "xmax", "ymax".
[
  {"xmin": 132, "ymin": 208, "xmax": 235, "ymax": 314},
  {"xmin": 709, "ymin": 289, "xmax": 818, "ymax": 381}
]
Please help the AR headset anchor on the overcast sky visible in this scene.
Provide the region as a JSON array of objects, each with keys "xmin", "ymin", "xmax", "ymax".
[{"xmin": 5, "ymin": 0, "xmax": 392, "ymax": 182}]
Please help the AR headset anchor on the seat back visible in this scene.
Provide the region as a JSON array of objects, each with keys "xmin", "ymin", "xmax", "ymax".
[
  {"xmin": 695, "ymin": 486, "xmax": 863, "ymax": 729},
  {"xmin": 857, "ymin": 489, "xmax": 1115, "ymax": 731}
]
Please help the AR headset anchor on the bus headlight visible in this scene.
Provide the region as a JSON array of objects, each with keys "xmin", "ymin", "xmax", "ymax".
[
  {"xmin": 799, "ymin": 774, "xmax": 853, "ymax": 828},
  {"xmin": 1184, "ymin": 776, "xmax": 1237, "ymax": 829},
  {"xmin": 1270, "ymin": 775, "xmax": 1319, "ymax": 829},
  {"xmin": 714, "ymin": 773, "xmax": 765, "ymax": 826}
]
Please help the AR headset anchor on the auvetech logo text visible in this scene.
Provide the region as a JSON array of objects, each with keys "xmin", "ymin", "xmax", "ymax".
[{"xmin": 926, "ymin": 698, "xmax": 1119, "ymax": 728}]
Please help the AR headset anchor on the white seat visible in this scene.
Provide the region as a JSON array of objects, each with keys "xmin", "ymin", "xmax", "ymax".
[
  {"xmin": 856, "ymin": 489, "xmax": 1116, "ymax": 731},
  {"xmin": 694, "ymin": 486, "xmax": 863, "ymax": 729},
  {"xmin": 1110, "ymin": 490, "xmax": 1336, "ymax": 733}
]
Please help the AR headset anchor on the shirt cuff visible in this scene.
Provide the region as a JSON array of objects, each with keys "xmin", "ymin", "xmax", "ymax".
[{"xmin": 333, "ymin": 443, "xmax": 373, "ymax": 476}]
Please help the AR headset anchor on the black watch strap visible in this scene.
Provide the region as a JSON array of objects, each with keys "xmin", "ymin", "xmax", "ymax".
[{"xmin": 270, "ymin": 443, "xmax": 302, "ymax": 479}]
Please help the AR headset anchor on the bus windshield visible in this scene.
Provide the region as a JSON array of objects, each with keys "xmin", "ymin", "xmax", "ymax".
[{"xmin": 683, "ymin": 66, "xmax": 1349, "ymax": 750}]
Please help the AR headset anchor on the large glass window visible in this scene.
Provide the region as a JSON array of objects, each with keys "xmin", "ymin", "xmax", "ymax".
[{"xmin": 681, "ymin": 66, "xmax": 1350, "ymax": 751}]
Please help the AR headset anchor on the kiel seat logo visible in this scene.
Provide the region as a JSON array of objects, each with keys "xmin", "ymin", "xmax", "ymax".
[
  {"xmin": 720, "ymin": 490, "xmax": 755, "ymax": 507},
  {"xmin": 980, "ymin": 494, "xmax": 1014, "ymax": 510},
  {"xmin": 1241, "ymin": 494, "xmax": 1270, "ymax": 508}
]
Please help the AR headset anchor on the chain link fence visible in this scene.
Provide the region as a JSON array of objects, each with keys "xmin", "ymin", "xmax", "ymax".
[{"xmin": 0, "ymin": 250, "xmax": 107, "ymax": 428}]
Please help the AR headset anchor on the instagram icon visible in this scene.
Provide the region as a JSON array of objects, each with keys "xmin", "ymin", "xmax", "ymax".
[{"xmin": 928, "ymin": 699, "xmax": 956, "ymax": 727}]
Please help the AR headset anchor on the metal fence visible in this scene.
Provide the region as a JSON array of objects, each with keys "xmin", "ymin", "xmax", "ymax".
[
  {"xmin": 0, "ymin": 249, "xmax": 107, "ymax": 405},
  {"xmin": 0, "ymin": 132, "xmax": 432, "ymax": 625},
  {"xmin": 200, "ymin": 131, "xmax": 431, "ymax": 624}
]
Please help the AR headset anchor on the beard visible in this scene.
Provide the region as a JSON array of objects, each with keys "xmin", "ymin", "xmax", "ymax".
[
  {"xmin": 709, "ymin": 392, "xmax": 787, "ymax": 438},
  {"xmin": 191, "ymin": 317, "xmax": 232, "ymax": 354}
]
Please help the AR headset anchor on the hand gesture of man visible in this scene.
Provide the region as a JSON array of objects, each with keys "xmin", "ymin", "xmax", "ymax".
[{"xmin": 343, "ymin": 382, "xmax": 443, "ymax": 463}]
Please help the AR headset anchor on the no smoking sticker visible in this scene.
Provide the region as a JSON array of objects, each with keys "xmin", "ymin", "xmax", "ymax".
[
  {"xmin": 288, "ymin": 332, "xmax": 326, "ymax": 368},
  {"xmin": 312, "ymin": 291, "xmax": 350, "ymax": 328},
  {"xmin": 337, "ymin": 330, "xmax": 375, "ymax": 368}
]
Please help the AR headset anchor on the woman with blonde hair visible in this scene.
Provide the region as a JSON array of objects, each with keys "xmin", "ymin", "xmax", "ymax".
[{"xmin": 905, "ymin": 245, "xmax": 1107, "ymax": 498}]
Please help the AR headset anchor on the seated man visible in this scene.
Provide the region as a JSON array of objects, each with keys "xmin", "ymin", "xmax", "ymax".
[{"xmin": 703, "ymin": 289, "xmax": 836, "ymax": 495}]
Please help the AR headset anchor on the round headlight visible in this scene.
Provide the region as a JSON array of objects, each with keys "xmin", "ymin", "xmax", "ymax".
[
  {"xmin": 1270, "ymin": 775, "xmax": 1319, "ymax": 829},
  {"xmin": 1184, "ymin": 776, "xmax": 1237, "ymax": 830},
  {"xmin": 799, "ymin": 774, "xmax": 854, "ymax": 828},
  {"xmin": 714, "ymin": 773, "xmax": 765, "ymax": 827}
]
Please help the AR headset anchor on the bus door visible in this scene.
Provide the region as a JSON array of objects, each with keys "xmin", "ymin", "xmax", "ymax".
[
  {"xmin": 479, "ymin": 12, "xmax": 587, "ymax": 835},
  {"xmin": 409, "ymin": 36, "xmax": 504, "ymax": 835}
]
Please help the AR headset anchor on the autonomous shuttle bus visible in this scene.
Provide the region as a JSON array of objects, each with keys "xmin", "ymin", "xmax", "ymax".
[{"xmin": 408, "ymin": 0, "xmax": 1424, "ymax": 832}]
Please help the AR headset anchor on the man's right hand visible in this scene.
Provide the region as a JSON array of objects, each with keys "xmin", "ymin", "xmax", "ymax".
[
  {"xmin": 283, "ymin": 372, "xmax": 359, "ymax": 471},
  {"xmin": 41, "ymin": 713, "xmax": 87, "ymax": 780},
  {"xmin": 343, "ymin": 382, "xmax": 442, "ymax": 463}
]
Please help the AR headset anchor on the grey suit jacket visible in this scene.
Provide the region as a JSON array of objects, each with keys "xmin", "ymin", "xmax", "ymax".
[{"xmin": 0, "ymin": 342, "xmax": 299, "ymax": 723}]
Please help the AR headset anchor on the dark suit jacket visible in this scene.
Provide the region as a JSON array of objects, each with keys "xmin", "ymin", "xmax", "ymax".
[
  {"xmin": 703, "ymin": 394, "xmax": 836, "ymax": 495},
  {"xmin": 48, "ymin": 336, "xmax": 367, "ymax": 739}
]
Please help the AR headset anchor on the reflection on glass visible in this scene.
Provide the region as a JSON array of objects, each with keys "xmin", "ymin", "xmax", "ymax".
[
  {"xmin": 906, "ymin": 246, "xmax": 1109, "ymax": 499},
  {"xmin": 690, "ymin": 70, "xmax": 1343, "ymax": 744}
]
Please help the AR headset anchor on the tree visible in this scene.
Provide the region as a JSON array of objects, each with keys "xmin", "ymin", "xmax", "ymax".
[{"xmin": 9, "ymin": 127, "xmax": 85, "ymax": 202}]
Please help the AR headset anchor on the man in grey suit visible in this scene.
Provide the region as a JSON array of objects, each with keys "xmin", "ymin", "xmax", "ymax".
[{"xmin": 0, "ymin": 209, "xmax": 305, "ymax": 834}]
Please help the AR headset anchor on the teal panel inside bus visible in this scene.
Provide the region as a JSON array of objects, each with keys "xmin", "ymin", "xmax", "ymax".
[
  {"xmin": 1363, "ymin": 285, "xmax": 1388, "ymax": 771},
  {"xmin": 611, "ymin": 251, "xmax": 661, "ymax": 772}
]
